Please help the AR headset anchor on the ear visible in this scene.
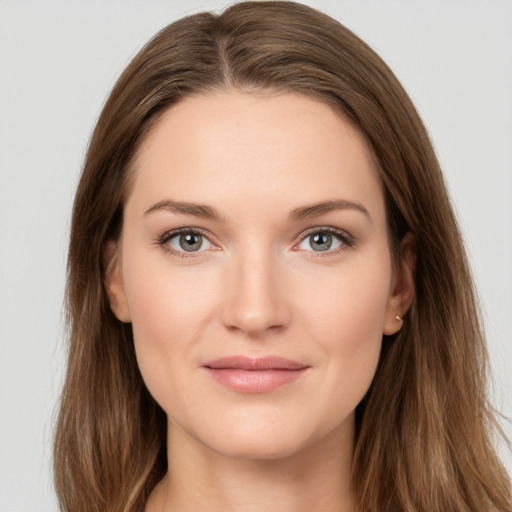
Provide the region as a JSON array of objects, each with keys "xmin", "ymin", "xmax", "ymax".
[
  {"xmin": 104, "ymin": 240, "xmax": 131, "ymax": 323},
  {"xmin": 383, "ymin": 232, "xmax": 416, "ymax": 335}
]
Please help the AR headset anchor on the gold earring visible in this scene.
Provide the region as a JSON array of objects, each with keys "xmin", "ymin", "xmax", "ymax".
[{"xmin": 395, "ymin": 315, "xmax": 403, "ymax": 322}]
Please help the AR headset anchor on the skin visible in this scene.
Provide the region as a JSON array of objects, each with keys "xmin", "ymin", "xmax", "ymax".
[{"xmin": 106, "ymin": 91, "xmax": 415, "ymax": 512}]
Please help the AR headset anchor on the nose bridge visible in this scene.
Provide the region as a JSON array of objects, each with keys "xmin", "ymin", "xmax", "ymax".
[{"xmin": 221, "ymin": 239, "xmax": 290, "ymax": 336}]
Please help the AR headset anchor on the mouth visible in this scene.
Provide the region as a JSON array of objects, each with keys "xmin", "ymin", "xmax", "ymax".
[{"xmin": 202, "ymin": 356, "xmax": 310, "ymax": 393}]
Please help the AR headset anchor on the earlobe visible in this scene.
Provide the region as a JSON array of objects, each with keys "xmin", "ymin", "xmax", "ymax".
[
  {"xmin": 104, "ymin": 241, "xmax": 131, "ymax": 323},
  {"xmin": 383, "ymin": 233, "xmax": 416, "ymax": 335}
]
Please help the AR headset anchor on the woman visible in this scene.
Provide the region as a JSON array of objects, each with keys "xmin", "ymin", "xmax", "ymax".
[{"xmin": 53, "ymin": 2, "xmax": 511, "ymax": 511}]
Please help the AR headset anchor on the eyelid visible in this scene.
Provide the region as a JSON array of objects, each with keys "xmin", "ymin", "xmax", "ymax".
[
  {"xmin": 293, "ymin": 226, "xmax": 355, "ymax": 254},
  {"xmin": 157, "ymin": 225, "xmax": 355, "ymax": 258},
  {"xmin": 158, "ymin": 227, "xmax": 220, "ymax": 257}
]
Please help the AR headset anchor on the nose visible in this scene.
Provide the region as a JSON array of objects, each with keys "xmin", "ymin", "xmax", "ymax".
[{"xmin": 220, "ymin": 245, "xmax": 291, "ymax": 337}]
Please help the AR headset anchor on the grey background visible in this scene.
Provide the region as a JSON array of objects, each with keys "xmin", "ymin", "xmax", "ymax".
[{"xmin": 1, "ymin": 1, "xmax": 511, "ymax": 510}]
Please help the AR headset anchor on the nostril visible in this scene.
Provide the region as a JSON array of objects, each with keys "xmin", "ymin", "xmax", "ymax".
[{"xmin": 221, "ymin": 301, "xmax": 291, "ymax": 336}]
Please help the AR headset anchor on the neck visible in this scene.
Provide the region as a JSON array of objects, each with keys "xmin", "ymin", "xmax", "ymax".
[{"xmin": 146, "ymin": 418, "xmax": 356, "ymax": 512}]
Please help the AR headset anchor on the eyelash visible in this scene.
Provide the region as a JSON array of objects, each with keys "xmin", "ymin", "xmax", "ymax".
[
  {"xmin": 158, "ymin": 227, "xmax": 216, "ymax": 259},
  {"xmin": 157, "ymin": 226, "xmax": 355, "ymax": 259},
  {"xmin": 295, "ymin": 227, "xmax": 355, "ymax": 257}
]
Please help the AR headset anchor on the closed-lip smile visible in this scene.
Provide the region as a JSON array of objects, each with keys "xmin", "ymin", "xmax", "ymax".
[{"xmin": 202, "ymin": 356, "xmax": 310, "ymax": 393}]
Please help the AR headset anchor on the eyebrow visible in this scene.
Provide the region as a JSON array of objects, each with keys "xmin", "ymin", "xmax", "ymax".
[
  {"xmin": 288, "ymin": 199, "xmax": 370, "ymax": 221},
  {"xmin": 144, "ymin": 198, "xmax": 370, "ymax": 222},
  {"xmin": 144, "ymin": 200, "xmax": 222, "ymax": 220}
]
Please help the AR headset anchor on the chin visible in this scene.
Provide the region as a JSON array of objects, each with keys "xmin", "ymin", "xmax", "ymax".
[
  {"xmin": 208, "ymin": 430, "xmax": 311, "ymax": 461},
  {"xmin": 188, "ymin": 409, "xmax": 351, "ymax": 463}
]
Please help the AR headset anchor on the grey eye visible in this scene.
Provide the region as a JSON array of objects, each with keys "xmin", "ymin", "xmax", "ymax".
[
  {"xmin": 180, "ymin": 233, "xmax": 202, "ymax": 251},
  {"xmin": 167, "ymin": 232, "xmax": 212, "ymax": 252},
  {"xmin": 298, "ymin": 232, "xmax": 343, "ymax": 252}
]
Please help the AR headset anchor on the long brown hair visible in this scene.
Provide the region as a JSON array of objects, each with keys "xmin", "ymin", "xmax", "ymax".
[{"xmin": 54, "ymin": 2, "xmax": 511, "ymax": 511}]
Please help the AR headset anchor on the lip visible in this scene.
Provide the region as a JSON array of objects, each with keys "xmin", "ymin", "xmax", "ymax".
[{"xmin": 202, "ymin": 356, "xmax": 310, "ymax": 393}]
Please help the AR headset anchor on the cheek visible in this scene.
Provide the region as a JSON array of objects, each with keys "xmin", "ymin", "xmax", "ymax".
[
  {"xmin": 123, "ymin": 238, "xmax": 218, "ymax": 336},
  {"xmin": 300, "ymin": 253, "xmax": 391, "ymax": 340},
  {"xmin": 297, "ymin": 253, "xmax": 392, "ymax": 394},
  {"xmin": 121, "ymin": 253, "xmax": 218, "ymax": 409}
]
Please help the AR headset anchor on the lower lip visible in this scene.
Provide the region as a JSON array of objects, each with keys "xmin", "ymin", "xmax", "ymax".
[{"xmin": 204, "ymin": 368, "xmax": 308, "ymax": 393}]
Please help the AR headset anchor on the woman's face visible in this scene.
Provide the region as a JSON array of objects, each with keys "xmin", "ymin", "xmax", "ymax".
[{"xmin": 107, "ymin": 91, "xmax": 410, "ymax": 460}]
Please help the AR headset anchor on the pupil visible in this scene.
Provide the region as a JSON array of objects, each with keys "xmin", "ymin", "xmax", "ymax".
[
  {"xmin": 179, "ymin": 233, "xmax": 202, "ymax": 252},
  {"xmin": 311, "ymin": 233, "xmax": 331, "ymax": 251}
]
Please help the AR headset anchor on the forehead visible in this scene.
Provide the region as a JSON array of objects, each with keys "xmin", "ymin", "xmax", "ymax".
[{"xmin": 127, "ymin": 90, "xmax": 385, "ymax": 222}]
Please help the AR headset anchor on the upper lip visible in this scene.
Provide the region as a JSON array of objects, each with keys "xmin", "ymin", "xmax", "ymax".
[{"xmin": 203, "ymin": 356, "xmax": 308, "ymax": 371}]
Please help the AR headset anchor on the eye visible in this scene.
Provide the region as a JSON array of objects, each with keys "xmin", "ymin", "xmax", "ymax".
[
  {"xmin": 296, "ymin": 229, "xmax": 352, "ymax": 253},
  {"xmin": 162, "ymin": 230, "xmax": 215, "ymax": 254}
]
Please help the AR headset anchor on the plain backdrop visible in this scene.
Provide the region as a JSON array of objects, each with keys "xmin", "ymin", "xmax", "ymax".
[{"xmin": 0, "ymin": 1, "xmax": 511, "ymax": 510}]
